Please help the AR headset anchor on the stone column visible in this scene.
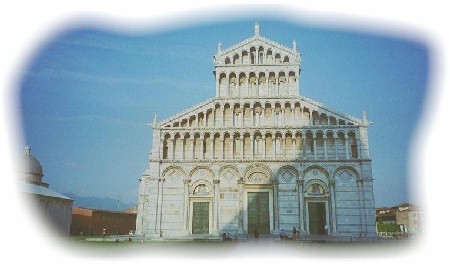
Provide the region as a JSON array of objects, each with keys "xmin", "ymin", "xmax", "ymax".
[
  {"xmin": 182, "ymin": 137, "xmax": 186, "ymax": 160},
  {"xmin": 272, "ymin": 108, "xmax": 275, "ymax": 125},
  {"xmin": 200, "ymin": 135, "xmax": 205, "ymax": 160},
  {"xmin": 297, "ymin": 179, "xmax": 305, "ymax": 234},
  {"xmin": 282, "ymin": 137, "xmax": 286, "ymax": 159},
  {"xmin": 203, "ymin": 112, "xmax": 206, "ymax": 128},
  {"xmin": 261, "ymin": 108, "xmax": 265, "ymax": 126},
  {"xmin": 238, "ymin": 178, "xmax": 245, "ymax": 234},
  {"xmin": 240, "ymin": 111, "xmax": 244, "ymax": 127},
  {"xmin": 324, "ymin": 136, "xmax": 328, "ymax": 160},
  {"xmin": 256, "ymin": 77, "xmax": 260, "ymax": 96},
  {"xmin": 210, "ymin": 137, "xmax": 214, "ymax": 160},
  {"xmin": 273, "ymin": 180, "xmax": 279, "ymax": 232},
  {"xmin": 222, "ymin": 108, "xmax": 226, "ymax": 127},
  {"xmin": 313, "ymin": 137, "xmax": 317, "ymax": 160},
  {"xmin": 226, "ymin": 73, "xmax": 230, "ymax": 97},
  {"xmin": 160, "ymin": 137, "xmax": 165, "ymax": 159},
  {"xmin": 276, "ymin": 76, "xmax": 279, "ymax": 96},
  {"xmin": 272, "ymin": 138, "xmax": 276, "ymax": 158},
  {"xmin": 168, "ymin": 138, "xmax": 174, "ymax": 160},
  {"xmin": 357, "ymin": 139, "xmax": 362, "ymax": 159},
  {"xmin": 240, "ymin": 137, "xmax": 244, "ymax": 160},
  {"xmin": 157, "ymin": 178, "xmax": 165, "ymax": 237},
  {"xmin": 213, "ymin": 179, "xmax": 220, "ymax": 234},
  {"xmin": 237, "ymin": 78, "xmax": 240, "ymax": 97},
  {"xmin": 220, "ymin": 136, "xmax": 224, "ymax": 160},
  {"xmin": 329, "ymin": 179, "xmax": 337, "ymax": 234},
  {"xmin": 250, "ymin": 135, "xmax": 254, "ymax": 159},
  {"xmin": 262, "ymin": 136, "xmax": 266, "ymax": 159},
  {"xmin": 302, "ymin": 137, "xmax": 306, "ymax": 159},
  {"xmin": 190, "ymin": 137, "xmax": 195, "ymax": 160},
  {"xmin": 292, "ymin": 138, "xmax": 296, "ymax": 159},
  {"xmin": 212, "ymin": 107, "xmax": 216, "ymax": 127},
  {"xmin": 300, "ymin": 108, "xmax": 304, "ymax": 126},
  {"xmin": 230, "ymin": 136, "xmax": 234, "ymax": 159},
  {"xmin": 357, "ymin": 178, "xmax": 367, "ymax": 237},
  {"xmin": 345, "ymin": 136, "xmax": 349, "ymax": 159},
  {"xmin": 183, "ymin": 179, "xmax": 190, "ymax": 231},
  {"xmin": 215, "ymin": 74, "xmax": 220, "ymax": 97},
  {"xmin": 334, "ymin": 136, "xmax": 338, "ymax": 159},
  {"xmin": 292, "ymin": 105, "xmax": 296, "ymax": 125}
]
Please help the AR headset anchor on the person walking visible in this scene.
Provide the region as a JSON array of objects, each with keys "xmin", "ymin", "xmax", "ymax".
[{"xmin": 253, "ymin": 229, "xmax": 259, "ymax": 242}]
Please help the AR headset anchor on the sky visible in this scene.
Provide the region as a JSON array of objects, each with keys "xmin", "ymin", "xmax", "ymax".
[{"xmin": 15, "ymin": 18, "xmax": 429, "ymax": 208}]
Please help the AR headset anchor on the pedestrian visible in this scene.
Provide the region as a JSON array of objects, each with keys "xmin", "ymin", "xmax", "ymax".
[
  {"xmin": 293, "ymin": 227, "xmax": 298, "ymax": 240},
  {"xmin": 254, "ymin": 229, "xmax": 259, "ymax": 241},
  {"xmin": 280, "ymin": 229, "xmax": 286, "ymax": 240}
]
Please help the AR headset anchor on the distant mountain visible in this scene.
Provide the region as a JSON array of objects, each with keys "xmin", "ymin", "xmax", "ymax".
[{"xmin": 64, "ymin": 193, "xmax": 136, "ymax": 211}]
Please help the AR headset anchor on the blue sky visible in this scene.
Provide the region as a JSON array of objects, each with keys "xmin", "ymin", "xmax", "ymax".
[{"xmin": 17, "ymin": 18, "xmax": 429, "ymax": 208}]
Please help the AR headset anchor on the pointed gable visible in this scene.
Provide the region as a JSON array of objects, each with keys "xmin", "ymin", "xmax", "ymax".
[{"xmin": 214, "ymin": 33, "xmax": 300, "ymax": 66}]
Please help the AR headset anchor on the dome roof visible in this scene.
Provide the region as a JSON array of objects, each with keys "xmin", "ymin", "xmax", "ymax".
[{"xmin": 21, "ymin": 146, "xmax": 43, "ymax": 179}]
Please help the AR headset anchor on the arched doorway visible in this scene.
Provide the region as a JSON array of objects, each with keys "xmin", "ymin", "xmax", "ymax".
[{"xmin": 304, "ymin": 182, "xmax": 329, "ymax": 235}]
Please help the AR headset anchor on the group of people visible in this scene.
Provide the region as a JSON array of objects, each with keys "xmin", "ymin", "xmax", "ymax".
[
  {"xmin": 280, "ymin": 227, "xmax": 299, "ymax": 240},
  {"xmin": 222, "ymin": 232, "xmax": 233, "ymax": 241}
]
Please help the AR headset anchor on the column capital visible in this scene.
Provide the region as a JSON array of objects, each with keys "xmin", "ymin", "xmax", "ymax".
[
  {"xmin": 213, "ymin": 179, "xmax": 220, "ymax": 185},
  {"xmin": 183, "ymin": 179, "xmax": 191, "ymax": 184},
  {"xmin": 296, "ymin": 179, "xmax": 304, "ymax": 186}
]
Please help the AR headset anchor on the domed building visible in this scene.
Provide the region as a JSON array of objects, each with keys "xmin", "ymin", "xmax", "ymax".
[
  {"xmin": 136, "ymin": 24, "xmax": 376, "ymax": 240},
  {"xmin": 18, "ymin": 146, "xmax": 73, "ymax": 235}
]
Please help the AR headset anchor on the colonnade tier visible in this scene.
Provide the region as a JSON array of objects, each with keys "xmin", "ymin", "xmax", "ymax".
[
  {"xmin": 160, "ymin": 128, "xmax": 361, "ymax": 161},
  {"xmin": 215, "ymin": 41, "xmax": 299, "ymax": 66},
  {"xmin": 215, "ymin": 70, "xmax": 299, "ymax": 98},
  {"xmin": 163, "ymin": 99, "xmax": 359, "ymax": 129}
]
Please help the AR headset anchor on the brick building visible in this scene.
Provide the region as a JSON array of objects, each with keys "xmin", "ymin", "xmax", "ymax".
[{"xmin": 71, "ymin": 207, "xmax": 137, "ymax": 236}]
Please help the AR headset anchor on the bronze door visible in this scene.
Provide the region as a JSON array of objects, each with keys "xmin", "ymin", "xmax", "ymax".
[
  {"xmin": 247, "ymin": 192, "xmax": 270, "ymax": 234},
  {"xmin": 308, "ymin": 202, "xmax": 326, "ymax": 235},
  {"xmin": 192, "ymin": 202, "xmax": 209, "ymax": 234}
]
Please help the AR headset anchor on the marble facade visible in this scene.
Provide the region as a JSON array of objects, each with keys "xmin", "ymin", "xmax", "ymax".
[{"xmin": 136, "ymin": 24, "xmax": 376, "ymax": 239}]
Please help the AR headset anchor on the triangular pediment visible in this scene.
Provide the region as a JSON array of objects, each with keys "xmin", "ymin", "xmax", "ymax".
[
  {"xmin": 157, "ymin": 96, "xmax": 366, "ymax": 129},
  {"xmin": 215, "ymin": 34, "xmax": 300, "ymax": 65}
]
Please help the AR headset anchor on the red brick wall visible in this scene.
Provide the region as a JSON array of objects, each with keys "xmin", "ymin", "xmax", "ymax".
[{"xmin": 71, "ymin": 208, "xmax": 136, "ymax": 236}]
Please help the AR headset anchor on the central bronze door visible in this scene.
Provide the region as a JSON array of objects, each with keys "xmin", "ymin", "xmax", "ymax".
[
  {"xmin": 308, "ymin": 202, "xmax": 326, "ymax": 235},
  {"xmin": 247, "ymin": 192, "xmax": 270, "ymax": 234},
  {"xmin": 192, "ymin": 202, "xmax": 209, "ymax": 234}
]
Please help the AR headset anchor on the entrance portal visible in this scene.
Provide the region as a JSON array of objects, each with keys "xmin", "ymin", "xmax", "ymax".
[
  {"xmin": 192, "ymin": 202, "xmax": 209, "ymax": 234},
  {"xmin": 247, "ymin": 192, "xmax": 270, "ymax": 234},
  {"xmin": 308, "ymin": 202, "xmax": 327, "ymax": 235}
]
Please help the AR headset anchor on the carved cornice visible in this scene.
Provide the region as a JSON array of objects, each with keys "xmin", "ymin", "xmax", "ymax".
[{"xmin": 156, "ymin": 158, "xmax": 371, "ymax": 164}]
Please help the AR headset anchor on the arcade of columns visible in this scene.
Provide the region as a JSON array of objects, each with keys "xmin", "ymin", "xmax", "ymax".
[{"xmin": 160, "ymin": 99, "xmax": 361, "ymax": 162}]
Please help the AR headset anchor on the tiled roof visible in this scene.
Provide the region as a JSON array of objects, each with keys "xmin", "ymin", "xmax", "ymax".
[{"xmin": 19, "ymin": 182, "xmax": 72, "ymax": 201}]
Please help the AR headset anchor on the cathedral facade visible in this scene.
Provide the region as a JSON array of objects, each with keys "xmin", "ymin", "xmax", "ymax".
[{"xmin": 136, "ymin": 24, "xmax": 376, "ymax": 239}]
